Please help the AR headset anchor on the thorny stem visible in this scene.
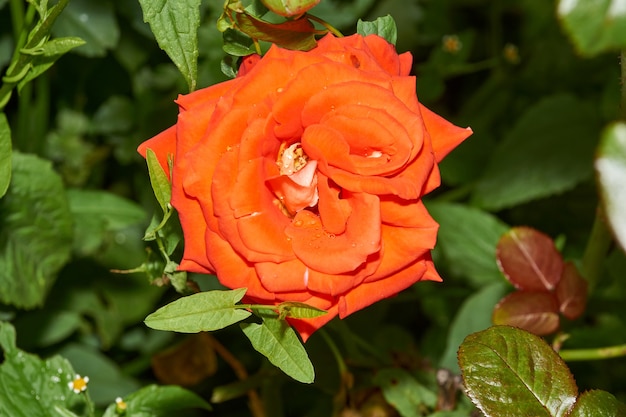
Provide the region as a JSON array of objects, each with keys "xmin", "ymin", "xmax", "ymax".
[{"xmin": 210, "ymin": 336, "xmax": 267, "ymax": 417}]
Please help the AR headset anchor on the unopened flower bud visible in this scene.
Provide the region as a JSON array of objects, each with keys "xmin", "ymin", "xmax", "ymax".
[{"xmin": 261, "ymin": 0, "xmax": 320, "ymax": 17}]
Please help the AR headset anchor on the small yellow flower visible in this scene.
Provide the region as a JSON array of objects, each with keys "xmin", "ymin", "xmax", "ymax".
[
  {"xmin": 115, "ymin": 397, "xmax": 128, "ymax": 412},
  {"xmin": 442, "ymin": 35, "xmax": 462, "ymax": 54},
  {"xmin": 68, "ymin": 374, "xmax": 89, "ymax": 393}
]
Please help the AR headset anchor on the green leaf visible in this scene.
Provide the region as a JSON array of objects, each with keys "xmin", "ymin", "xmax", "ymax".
[
  {"xmin": 472, "ymin": 94, "xmax": 600, "ymax": 211},
  {"xmin": 0, "ymin": 152, "xmax": 73, "ymax": 308},
  {"xmin": 439, "ymin": 282, "xmax": 508, "ymax": 372},
  {"xmin": 0, "ymin": 322, "xmax": 94, "ymax": 417},
  {"xmin": 102, "ymin": 385, "xmax": 211, "ymax": 417},
  {"xmin": 146, "ymin": 148, "xmax": 172, "ymax": 213},
  {"xmin": 596, "ymin": 122, "xmax": 626, "ymax": 252},
  {"xmin": 222, "ymin": 28, "xmax": 256, "ymax": 57},
  {"xmin": 458, "ymin": 326, "xmax": 578, "ymax": 417},
  {"xmin": 144, "ymin": 288, "xmax": 251, "ymax": 332},
  {"xmin": 277, "ymin": 301, "xmax": 328, "ymax": 319},
  {"xmin": 372, "ymin": 368, "xmax": 437, "ymax": 417},
  {"xmin": 138, "ymin": 0, "xmax": 200, "ymax": 92},
  {"xmin": 67, "ymin": 189, "xmax": 147, "ymax": 230},
  {"xmin": 0, "ymin": 112, "xmax": 10, "ymax": 198},
  {"xmin": 14, "ymin": 310, "xmax": 82, "ymax": 349},
  {"xmin": 427, "ymin": 202, "xmax": 508, "ymax": 287},
  {"xmin": 17, "ymin": 37, "xmax": 85, "ymax": 90},
  {"xmin": 66, "ymin": 189, "xmax": 147, "ymax": 257},
  {"xmin": 558, "ymin": 0, "xmax": 626, "ymax": 57},
  {"xmin": 52, "ymin": 0, "xmax": 120, "ymax": 57},
  {"xmin": 356, "ymin": 15, "xmax": 398, "ymax": 45},
  {"xmin": 568, "ymin": 390, "xmax": 626, "ymax": 417},
  {"xmin": 241, "ymin": 316, "xmax": 314, "ymax": 383}
]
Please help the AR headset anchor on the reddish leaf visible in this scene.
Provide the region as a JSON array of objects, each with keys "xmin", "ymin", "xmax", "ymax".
[
  {"xmin": 496, "ymin": 227, "xmax": 564, "ymax": 291},
  {"xmin": 492, "ymin": 291, "xmax": 560, "ymax": 336},
  {"xmin": 233, "ymin": 11, "xmax": 318, "ymax": 51},
  {"xmin": 555, "ymin": 262, "xmax": 588, "ymax": 320}
]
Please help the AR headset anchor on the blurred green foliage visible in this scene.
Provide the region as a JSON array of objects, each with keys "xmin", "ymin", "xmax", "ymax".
[{"xmin": 1, "ymin": 0, "xmax": 626, "ymax": 416}]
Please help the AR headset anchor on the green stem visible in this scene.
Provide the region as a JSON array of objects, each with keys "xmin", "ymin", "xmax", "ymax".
[
  {"xmin": 560, "ymin": 343, "xmax": 626, "ymax": 362},
  {"xmin": 580, "ymin": 207, "xmax": 613, "ymax": 292},
  {"xmin": 319, "ymin": 328, "xmax": 348, "ymax": 375},
  {"xmin": 9, "ymin": 0, "xmax": 25, "ymax": 41},
  {"xmin": 621, "ymin": 49, "xmax": 626, "ymax": 119},
  {"xmin": 306, "ymin": 14, "xmax": 343, "ymax": 37}
]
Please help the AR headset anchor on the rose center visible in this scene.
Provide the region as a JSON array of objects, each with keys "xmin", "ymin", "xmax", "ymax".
[
  {"xmin": 278, "ymin": 142, "xmax": 309, "ymax": 175},
  {"xmin": 270, "ymin": 142, "xmax": 319, "ymax": 217}
]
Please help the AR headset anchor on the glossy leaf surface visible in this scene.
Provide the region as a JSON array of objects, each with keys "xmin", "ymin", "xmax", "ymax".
[
  {"xmin": 568, "ymin": 390, "xmax": 626, "ymax": 417},
  {"xmin": 459, "ymin": 326, "xmax": 577, "ymax": 417}
]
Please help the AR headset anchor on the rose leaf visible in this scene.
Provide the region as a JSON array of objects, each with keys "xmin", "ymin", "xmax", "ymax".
[
  {"xmin": 18, "ymin": 37, "xmax": 86, "ymax": 91},
  {"xmin": 144, "ymin": 288, "xmax": 251, "ymax": 333},
  {"xmin": 0, "ymin": 152, "xmax": 73, "ymax": 308},
  {"xmin": 241, "ymin": 317, "xmax": 314, "ymax": 384},
  {"xmin": 496, "ymin": 226, "xmax": 563, "ymax": 291},
  {"xmin": 596, "ymin": 122, "xmax": 626, "ymax": 252},
  {"xmin": 458, "ymin": 326, "xmax": 578, "ymax": 417},
  {"xmin": 102, "ymin": 385, "xmax": 211, "ymax": 417},
  {"xmin": 356, "ymin": 15, "xmax": 398, "ymax": 46},
  {"xmin": 371, "ymin": 368, "xmax": 437, "ymax": 417},
  {"xmin": 146, "ymin": 148, "xmax": 172, "ymax": 214},
  {"xmin": 567, "ymin": 390, "xmax": 626, "ymax": 417},
  {"xmin": 492, "ymin": 291, "xmax": 560, "ymax": 336},
  {"xmin": 138, "ymin": 0, "xmax": 200, "ymax": 92},
  {"xmin": 0, "ymin": 112, "xmax": 10, "ymax": 198},
  {"xmin": 472, "ymin": 94, "xmax": 600, "ymax": 210},
  {"xmin": 555, "ymin": 262, "xmax": 588, "ymax": 320},
  {"xmin": 0, "ymin": 322, "xmax": 95, "ymax": 417},
  {"xmin": 557, "ymin": 0, "xmax": 626, "ymax": 57}
]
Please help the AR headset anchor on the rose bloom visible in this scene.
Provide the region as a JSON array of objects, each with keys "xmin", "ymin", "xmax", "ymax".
[{"xmin": 139, "ymin": 34, "xmax": 471, "ymax": 341}]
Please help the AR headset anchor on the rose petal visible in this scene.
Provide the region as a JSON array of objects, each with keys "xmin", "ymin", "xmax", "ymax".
[
  {"xmin": 338, "ymin": 259, "xmax": 429, "ymax": 318},
  {"xmin": 317, "ymin": 174, "xmax": 351, "ymax": 235},
  {"xmin": 285, "ymin": 192, "xmax": 381, "ymax": 275},
  {"xmin": 419, "ymin": 104, "xmax": 472, "ymax": 162},
  {"xmin": 137, "ymin": 125, "xmax": 177, "ymax": 177}
]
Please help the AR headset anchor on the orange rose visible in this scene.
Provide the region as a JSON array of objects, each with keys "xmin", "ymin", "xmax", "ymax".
[{"xmin": 138, "ymin": 34, "xmax": 471, "ymax": 341}]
